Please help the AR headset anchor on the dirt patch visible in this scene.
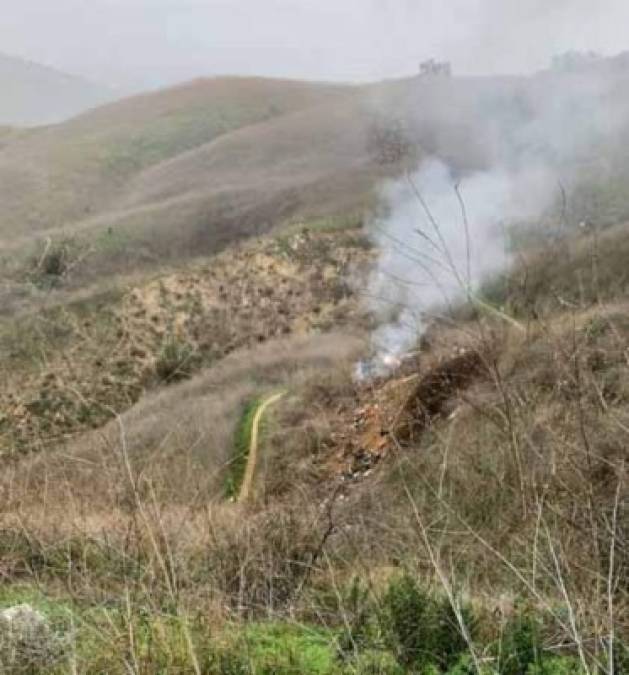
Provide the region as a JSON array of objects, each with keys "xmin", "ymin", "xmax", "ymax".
[{"xmin": 328, "ymin": 348, "xmax": 489, "ymax": 479}]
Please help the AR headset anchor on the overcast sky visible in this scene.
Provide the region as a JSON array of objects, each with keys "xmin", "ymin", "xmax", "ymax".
[{"xmin": 2, "ymin": 0, "xmax": 629, "ymax": 90}]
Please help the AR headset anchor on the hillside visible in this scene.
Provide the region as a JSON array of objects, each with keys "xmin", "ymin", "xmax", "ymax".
[
  {"xmin": 2, "ymin": 215, "xmax": 629, "ymax": 671},
  {"xmin": 0, "ymin": 52, "xmax": 111, "ymax": 126},
  {"xmin": 0, "ymin": 77, "xmax": 386, "ymax": 304},
  {"xmin": 3, "ymin": 62, "xmax": 629, "ymax": 307},
  {"xmin": 2, "ymin": 61, "xmax": 629, "ymax": 672}
]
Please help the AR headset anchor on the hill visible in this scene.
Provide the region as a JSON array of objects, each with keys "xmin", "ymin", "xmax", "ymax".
[
  {"xmin": 0, "ymin": 52, "xmax": 111, "ymax": 126},
  {"xmin": 2, "ymin": 60, "xmax": 629, "ymax": 672},
  {"xmin": 0, "ymin": 76, "xmax": 386, "ymax": 301},
  {"xmin": 3, "ymin": 60, "xmax": 629, "ymax": 305},
  {"xmin": 2, "ymin": 215, "xmax": 629, "ymax": 671}
]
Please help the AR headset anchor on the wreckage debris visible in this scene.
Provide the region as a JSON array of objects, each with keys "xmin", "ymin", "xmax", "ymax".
[
  {"xmin": 394, "ymin": 348, "xmax": 487, "ymax": 443},
  {"xmin": 337, "ymin": 349, "xmax": 487, "ymax": 479}
]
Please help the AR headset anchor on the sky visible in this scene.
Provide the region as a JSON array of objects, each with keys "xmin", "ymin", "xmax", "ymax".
[{"xmin": 2, "ymin": 0, "xmax": 629, "ymax": 91}]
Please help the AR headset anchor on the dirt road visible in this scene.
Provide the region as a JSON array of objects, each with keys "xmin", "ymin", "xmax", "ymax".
[{"xmin": 238, "ymin": 392, "xmax": 286, "ymax": 503}]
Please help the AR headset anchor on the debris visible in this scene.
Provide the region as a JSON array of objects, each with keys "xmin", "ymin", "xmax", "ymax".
[{"xmin": 331, "ymin": 349, "xmax": 487, "ymax": 479}]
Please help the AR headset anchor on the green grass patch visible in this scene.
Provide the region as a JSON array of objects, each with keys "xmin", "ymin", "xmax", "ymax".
[{"xmin": 227, "ymin": 622, "xmax": 337, "ymax": 674}]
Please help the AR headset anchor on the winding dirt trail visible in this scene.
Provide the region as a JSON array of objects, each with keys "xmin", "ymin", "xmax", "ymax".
[{"xmin": 238, "ymin": 392, "xmax": 286, "ymax": 503}]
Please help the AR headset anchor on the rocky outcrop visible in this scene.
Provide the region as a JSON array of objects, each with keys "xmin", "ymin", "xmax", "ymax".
[{"xmin": 0, "ymin": 604, "xmax": 64, "ymax": 671}]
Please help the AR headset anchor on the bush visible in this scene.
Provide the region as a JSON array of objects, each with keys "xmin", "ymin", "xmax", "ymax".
[
  {"xmin": 334, "ymin": 577, "xmax": 380, "ymax": 656},
  {"xmin": 381, "ymin": 575, "xmax": 474, "ymax": 672},
  {"xmin": 527, "ymin": 656, "xmax": 585, "ymax": 674},
  {"xmin": 27, "ymin": 236, "xmax": 85, "ymax": 289},
  {"xmin": 495, "ymin": 610, "xmax": 543, "ymax": 674},
  {"xmin": 154, "ymin": 337, "xmax": 201, "ymax": 383},
  {"xmin": 346, "ymin": 650, "xmax": 405, "ymax": 674}
]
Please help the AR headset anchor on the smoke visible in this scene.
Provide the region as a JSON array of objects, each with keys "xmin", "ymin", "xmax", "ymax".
[
  {"xmin": 357, "ymin": 51, "xmax": 629, "ymax": 379},
  {"xmin": 358, "ymin": 158, "xmax": 554, "ymax": 377}
]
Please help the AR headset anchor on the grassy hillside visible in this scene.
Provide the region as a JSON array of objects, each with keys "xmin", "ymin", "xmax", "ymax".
[
  {"xmin": 0, "ymin": 52, "xmax": 111, "ymax": 126},
  {"xmin": 4, "ymin": 60, "xmax": 629, "ymax": 302},
  {"xmin": 0, "ymin": 226, "xmax": 371, "ymax": 455},
  {"xmin": 0, "ymin": 77, "xmax": 389, "ymax": 299},
  {"xmin": 0, "ymin": 78, "xmax": 352, "ymax": 240},
  {"xmin": 3, "ymin": 61, "xmax": 629, "ymax": 672}
]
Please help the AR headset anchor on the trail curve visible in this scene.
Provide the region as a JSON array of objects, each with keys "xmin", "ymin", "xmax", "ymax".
[{"xmin": 238, "ymin": 392, "xmax": 286, "ymax": 503}]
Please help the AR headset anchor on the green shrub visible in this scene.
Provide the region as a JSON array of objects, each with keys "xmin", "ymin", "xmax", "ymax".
[
  {"xmin": 381, "ymin": 575, "xmax": 474, "ymax": 672},
  {"xmin": 336, "ymin": 577, "xmax": 381, "ymax": 658},
  {"xmin": 346, "ymin": 649, "xmax": 405, "ymax": 674},
  {"xmin": 607, "ymin": 642, "xmax": 629, "ymax": 675},
  {"xmin": 446, "ymin": 654, "xmax": 482, "ymax": 674},
  {"xmin": 526, "ymin": 656, "xmax": 585, "ymax": 674},
  {"xmin": 496, "ymin": 610, "xmax": 543, "ymax": 674}
]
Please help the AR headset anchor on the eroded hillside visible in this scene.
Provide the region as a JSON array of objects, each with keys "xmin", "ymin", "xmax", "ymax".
[{"xmin": 0, "ymin": 226, "xmax": 371, "ymax": 455}]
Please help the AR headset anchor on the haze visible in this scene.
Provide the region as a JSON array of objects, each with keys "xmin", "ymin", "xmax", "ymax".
[{"xmin": 3, "ymin": 0, "xmax": 629, "ymax": 90}]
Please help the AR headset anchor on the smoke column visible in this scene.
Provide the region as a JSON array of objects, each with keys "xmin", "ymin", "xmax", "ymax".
[{"xmin": 359, "ymin": 157, "xmax": 555, "ymax": 377}]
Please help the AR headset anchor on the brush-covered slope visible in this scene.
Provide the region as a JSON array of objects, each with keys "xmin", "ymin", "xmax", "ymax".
[
  {"xmin": 3, "ymin": 60, "xmax": 629, "ymax": 673},
  {"xmin": 0, "ymin": 52, "xmax": 111, "ymax": 126}
]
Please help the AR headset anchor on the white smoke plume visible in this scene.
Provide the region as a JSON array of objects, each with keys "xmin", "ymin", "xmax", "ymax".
[
  {"xmin": 358, "ymin": 52, "xmax": 629, "ymax": 379},
  {"xmin": 358, "ymin": 157, "xmax": 555, "ymax": 377}
]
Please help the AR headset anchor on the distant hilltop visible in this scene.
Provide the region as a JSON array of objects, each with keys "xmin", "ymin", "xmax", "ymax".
[{"xmin": 0, "ymin": 52, "xmax": 113, "ymax": 126}]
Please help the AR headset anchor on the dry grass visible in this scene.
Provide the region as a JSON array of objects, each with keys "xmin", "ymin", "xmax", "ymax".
[
  {"xmin": 1, "ymin": 332, "xmax": 365, "ymax": 513},
  {"xmin": 5, "ymin": 75, "xmax": 629, "ymax": 670},
  {"xmin": 483, "ymin": 220, "xmax": 629, "ymax": 317},
  {"xmin": 0, "ymin": 77, "xmax": 348, "ymax": 238},
  {"xmin": 0, "ymin": 298, "xmax": 628, "ymax": 670},
  {"xmin": 0, "ymin": 228, "xmax": 372, "ymax": 455},
  {"xmin": 313, "ymin": 308, "xmax": 629, "ymax": 661},
  {"xmin": 0, "ymin": 333, "xmax": 368, "ymax": 674}
]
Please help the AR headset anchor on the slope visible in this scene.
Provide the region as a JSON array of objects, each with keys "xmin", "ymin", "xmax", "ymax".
[
  {"xmin": 0, "ymin": 77, "xmax": 380, "ymax": 299},
  {"xmin": 1, "ymin": 64, "xmax": 629, "ymax": 672},
  {"xmin": 0, "ymin": 52, "xmax": 111, "ymax": 126},
  {"xmin": 0, "ymin": 77, "xmax": 351, "ymax": 242},
  {"xmin": 5, "ymin": 57, "xmax": 629, "ymax": 300}
]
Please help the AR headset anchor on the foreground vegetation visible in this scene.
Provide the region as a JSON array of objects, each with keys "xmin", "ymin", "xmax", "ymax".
[{"xmin": 1, "ymin": 574, "xmax": 610, "ymax": 673}]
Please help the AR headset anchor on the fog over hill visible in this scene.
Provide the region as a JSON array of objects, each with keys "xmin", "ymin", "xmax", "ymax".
[
  {"xmin": 2, "ymin": 50, "xmax": 629, "ymax": 297},
  {"xmin": 2, "ymin": 4, "xmax": 629, "ymax": 671},
  {"xmin": 0, "ymin": 52, "xmax": 112, "ymax": 126},
  {"xmin": 3, "ymin": 0, "xmax": 629, "ymax": 89}
]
